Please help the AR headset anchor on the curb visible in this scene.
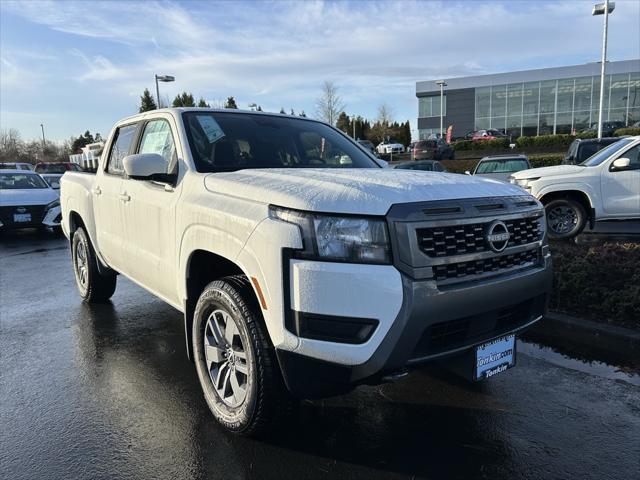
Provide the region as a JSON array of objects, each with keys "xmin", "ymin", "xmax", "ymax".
[{"xmin": 527, "ymin": 311, "xmax": 640, "ymax": 356}]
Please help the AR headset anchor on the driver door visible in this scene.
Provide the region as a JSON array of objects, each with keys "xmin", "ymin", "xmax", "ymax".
[
  {"xmin": 601, "ymin": 144, "xmax": 640, "ymax": 217},
  {"xmin": 119, "ymin": 117, "xmax": 181, "ymax": 304}
]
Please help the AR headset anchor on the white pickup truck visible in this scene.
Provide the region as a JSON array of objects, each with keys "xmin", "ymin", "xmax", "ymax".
[
  {"xmin": 511, "ymin": 136, "xmax": 640, "ymax": 239},
  {"xmin": 61, "ymin": 108, "xmax": 551, "ymax": 435}
]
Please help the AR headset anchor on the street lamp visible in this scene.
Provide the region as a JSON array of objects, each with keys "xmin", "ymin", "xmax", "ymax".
[
  {"xmin": 155, "ymin": 74, "xmax": 175, "ymax": 109},
  {"xmin": 435, "ymin": 80, "xmax": 447, "ymax": 138},
  {"xmin": 40, "ymin": 124, "xmax": 46, "ymax": 150},
  {"xmin": 593, "ymin": 1, "xmax": 615, "ymax": 139}
]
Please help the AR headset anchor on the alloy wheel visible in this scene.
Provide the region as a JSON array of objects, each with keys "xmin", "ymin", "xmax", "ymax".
[
  {"xmin": 75, "ymin": 240, "xmax": 88, "ymax": 289},
  {"xmin": 547, "ymin": 205, "xmax": 578, "ymax": 235},
  {"xmin": 204, "ymin": 309, "xmax": 249, "ymax": 408}
]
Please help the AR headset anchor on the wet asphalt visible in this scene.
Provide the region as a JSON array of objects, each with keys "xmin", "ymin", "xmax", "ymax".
[{"xmin": 1, "ymin": 230, "xmax": 639, "ymax": 480}]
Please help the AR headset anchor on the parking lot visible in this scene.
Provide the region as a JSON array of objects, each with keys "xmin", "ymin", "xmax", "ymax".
[{"xmin": 1, "ymin": 231, "xmax": 639, "ymax": 480}]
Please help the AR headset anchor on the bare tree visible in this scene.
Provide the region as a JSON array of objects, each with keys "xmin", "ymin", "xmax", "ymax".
[
  {"xmin": 315, "ymin": 81, "xmax": 346, "ymax": 126},
  {"xmin": 377, "ymin": 103, "xmax": 394, "ymax": 125}
]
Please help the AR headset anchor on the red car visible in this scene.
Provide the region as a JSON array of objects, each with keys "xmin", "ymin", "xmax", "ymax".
[
  {"xmin": 34, "ymin": 162, "xmax": 82, "ymax": 174},
  {"xmin": 471, "ymin": 129, "xmax": 508, "ymax": 141}
]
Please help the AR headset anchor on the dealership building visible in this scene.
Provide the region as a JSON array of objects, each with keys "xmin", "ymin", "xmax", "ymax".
[{"xmin": 416, "ymin": 59, "xmax": 640, "ymax": 139}]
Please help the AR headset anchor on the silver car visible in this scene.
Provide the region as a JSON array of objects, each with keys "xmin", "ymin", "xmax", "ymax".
[{"xmin": 468, "ymin": 155, "xmax": 531, "ymax": 182}]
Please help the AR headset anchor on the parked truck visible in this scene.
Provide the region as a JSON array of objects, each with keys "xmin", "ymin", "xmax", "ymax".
[
  {"xmin": 511, "ymin": 136, "xmax": 640, "ymax": 239},
  {"xmin": 61, "ymin": 108, "xmax": 552, "ymax": 435}
]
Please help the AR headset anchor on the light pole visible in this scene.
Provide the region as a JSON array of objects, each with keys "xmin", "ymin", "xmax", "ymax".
[
  {"xmin": 40, "ymin": 124, "xmax": 46, "ymax": 151},
  {"xmin": 593, "ymin": 1, "xmax": 615, "ymax": 139},
  {"xmin": 435, "ymin": 80, "xmax": 447, "ymax": 138},
  {"xmin": 155, "ymin": 74, "xmax": 175, "ymax": 109}
]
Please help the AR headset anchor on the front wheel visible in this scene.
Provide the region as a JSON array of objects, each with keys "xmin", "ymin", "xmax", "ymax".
[
  {"xmin": 71, "ymin": 227, "xmax": 117, "ymax": 302},
  {"xmin": 544, "ymin": 198, "xmax": 586, "ymax": 239},
  {"xmin": 192, "ymin": 276, "xmax": 293, "ymax": 436}
]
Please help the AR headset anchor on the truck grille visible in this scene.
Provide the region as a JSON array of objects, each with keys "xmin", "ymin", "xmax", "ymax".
[
  {"xmin": 387, "ymin": 196, "xmax": 546, "ymax": 283},
  {"xmin": 432, "ymin": 249, "xmax": 539, "ymax": 282},
  {"xmin": 417, "ymin": 216, "xmax": 542, "ymax": 258}
]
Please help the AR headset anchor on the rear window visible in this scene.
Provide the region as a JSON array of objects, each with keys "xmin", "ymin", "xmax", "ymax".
[
  {"xmin": 0, "ymin": 173, "xmax": 48, "ymax": 189},
  {"xmin": 415, "ymin": 141, "xmax": 435, "ymax": 149},
  {"xmin": 476, "ymin": 159, "xmax": 529, "ymax": 174}
]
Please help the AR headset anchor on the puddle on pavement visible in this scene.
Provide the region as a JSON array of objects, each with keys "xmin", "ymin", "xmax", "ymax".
[{"xmin": 518, "ymin": 339, "xmax": 640, "ymax": 387}]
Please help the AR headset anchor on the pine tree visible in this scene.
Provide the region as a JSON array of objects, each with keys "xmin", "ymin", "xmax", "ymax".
[
  {"xmin": 139, "ymin": 88, "xmax": 157, "ymax": 112},
  {"xmin": 197, "ymin": 98, "xmax": 210, "ymax": 108},
  {"xmin": 256, "ymin": 105, "xmax": 263, "ymax": 111},
  {"xmin": 336, "ymin": 111, "xmax": 350, "ymax": 134},
  {"xmin": 279, "ymin": 107, "xmax": 286, "ymax": 114},
  {"xmin": 298, "ymin": 111, "xmax": 306, "ymax": 117},
  {"xmin": 172, "ymin": 91, "xmax": 196, "ymax": 107},
  {"xmin": 224, "ymin": 96, "xmax": 238, "ymax": 109},
  {"xmin": 290, "ymin": 108, "xmax": 295, "ymax": 116}
]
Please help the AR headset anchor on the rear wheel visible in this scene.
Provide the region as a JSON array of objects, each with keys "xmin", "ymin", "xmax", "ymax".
[
  {"xmin": 544, "ymin": 198, "xmax": 586, "ymax": 239},
  {"xmin": 72, "ymin": 227, "xmax": 117, "ymax": 302},
  {"xmin": 192, "ymin": 276, "xmax": 293, "ymax": 436}
]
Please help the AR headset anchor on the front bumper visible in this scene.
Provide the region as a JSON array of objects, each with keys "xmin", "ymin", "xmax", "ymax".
[
  {"xmin": 0, "ymin": 205, "xmax": 61, "ymax": 229},
  {"xmin": 277, "ymin": 254, "xmax": 552, "ymax": 398}
]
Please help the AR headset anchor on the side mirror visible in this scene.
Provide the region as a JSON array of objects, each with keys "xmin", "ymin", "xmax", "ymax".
[
  {"xmin": 123, "ymin": 153, "xmax": 167, "ymax": 180},
  {"xmin": 465, "ymin": 170, "xmax": 471, "ymax": 175},
  {"xmin": 611, "ymin": 157, "xmax": 631, "ymax": 171}
]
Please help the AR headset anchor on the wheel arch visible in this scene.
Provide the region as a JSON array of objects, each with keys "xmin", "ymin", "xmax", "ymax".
[
  {"xmin": 183, "ymin": 249, "xmax": 258, "ymax": 361},
  {"xmin": 539, "ymin": 189, "xmax": 595, "ymax": 228}
]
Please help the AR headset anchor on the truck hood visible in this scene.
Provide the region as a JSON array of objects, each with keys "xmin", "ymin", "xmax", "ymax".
[
  {"xmin": 0, "ymin": 188, "xmax": 58, "ymax": 206},
  {"xmin": 204, "ymin": 168, "xmax": 528, "ymax": 215},
  {"xmin": 511, "ymin": 164, "xmax": 586, "ymax": 180}
]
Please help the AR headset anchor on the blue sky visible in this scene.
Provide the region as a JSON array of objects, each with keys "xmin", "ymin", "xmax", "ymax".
[{"xmin": 1, "ymin": 0, "xmax": 639, "ymax": 143}]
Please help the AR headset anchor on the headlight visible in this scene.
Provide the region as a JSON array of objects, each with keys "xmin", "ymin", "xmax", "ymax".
[
  {"xmin": 45, "ymin": 200, "xmax": 60, "ymax": 211},
  {"xmin": 270, "ymin": 206, "xmax": 391, "ymax": 264},
  {"xmin": 511, "ymin": 177, "xmax": 539, "ymax": 189}
]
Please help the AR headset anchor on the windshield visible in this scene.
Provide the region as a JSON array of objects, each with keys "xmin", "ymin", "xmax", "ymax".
[
  {"xmin": 183, "ymin": 112, "xmax": 380, "ymax": 172},
  {"xmin": 581, "ymin": 138, "xmax": 632, "ymax": 166},
  {"xmin": 476, "ymin": 159, "xmax": 529, "ymax": 174},
  {"xmin": 0, "ymin": 173, "xmax": 48, "ymax": 189}
]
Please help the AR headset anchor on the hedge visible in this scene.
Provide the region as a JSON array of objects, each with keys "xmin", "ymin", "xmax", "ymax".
[
  {"xmin": 515, "ymin": 134, "xmax": 575, "ymax": 150},
  {"xmin": 451, "ymin": 138, "xmax": 510, "ymax": 151},
  {"xmin": 613, "ymin": 127, "xmax": 640, "ymax": 137},
  {"xmin": 528, "ymin": 154, "xmax": 564, "ymax": 168},
  {"xmin": 549, "ymin": 241, "xmax": 640, "ymax": 329}
]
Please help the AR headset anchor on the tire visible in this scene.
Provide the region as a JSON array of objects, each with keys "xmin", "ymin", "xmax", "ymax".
[
  {"xmin": 544, "ymin": 198, "xmax": 587, "ymax": 240},
  {"xmin": 192, "ymin": 276, "xmax": 293, "ymax": 436},
  {"xmin": 71, "ymin": 227, "xmax": 117, "ymax": 302}
]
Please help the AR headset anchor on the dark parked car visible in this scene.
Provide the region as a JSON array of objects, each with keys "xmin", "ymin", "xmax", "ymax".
[
  {"xmin": 563, "ymin": 137, "xmax": 620, "ymax": 165},
  {"xmin": 584, "ymin": 121, "xmax": 625, "ymax": 137},
  {"xmin": 468, "ymin": 155, "xmax": 531, "ymax": 182},
  {"xmin": 34, "ymin": 162, "xmax": 82, "ymax": 174},
  {"xmin": 392, "ymin": 160, "xmax": 447, "ymax": 172},
  {"xmin": 356, "ymin": 139, "xmax": 375, "ymax": 153},
  {"xmin": 410, "ymin": 139, "xmax": 454, "ymax": 160}
]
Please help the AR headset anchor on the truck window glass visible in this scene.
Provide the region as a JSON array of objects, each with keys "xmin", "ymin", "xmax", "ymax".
[
  {"xmin": 107, "ymin": 124, "xmax": 138, "ymax": 175},
  {"xmin": 183, "ymin": 112, "xmax": 379, "ymax": 173},
  {"xmin": 138, "ymin": 120, "xmax": 177, "ymax": 172}
]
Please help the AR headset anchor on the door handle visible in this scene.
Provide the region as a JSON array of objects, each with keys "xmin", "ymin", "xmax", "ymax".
[
  {"xmin": 119, "ymin": 193, "xmax": 131, "ymax": 202},
  {"xmin": 92, "ymin": 187, "xmax": 102, "ymax": 195}
]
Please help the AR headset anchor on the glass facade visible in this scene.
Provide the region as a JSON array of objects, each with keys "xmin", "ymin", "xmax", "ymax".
[
  {"xmin": 418, "ymin": 95, "xmax": 447, "ymax": 118},
  {"xmin": 474, "ymin": 72, "xmax": 640, "ymax": 136}
]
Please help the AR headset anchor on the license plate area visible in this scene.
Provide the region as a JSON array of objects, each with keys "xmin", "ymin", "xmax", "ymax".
[
  {"xmin": 13, "ymin": 213, "xmax": 32, "ymax": 223},
  {"xmin": 475, "ymin": 334, "xmax": 516, "ymax": 380}
]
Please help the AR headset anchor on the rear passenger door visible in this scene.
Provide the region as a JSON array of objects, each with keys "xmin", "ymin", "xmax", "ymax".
[
  {"xmin": 94, "ymin": 123, "xmax": 138, "ymax": 271},
  {"xmin": 120, "ymin": 116, "xmax": 182, "ymax": 304}
]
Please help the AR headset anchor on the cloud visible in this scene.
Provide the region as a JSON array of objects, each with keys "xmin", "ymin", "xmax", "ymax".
[{"xmin": 1, "ymin": 0, "xmax": 639, "ymax": 140}]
